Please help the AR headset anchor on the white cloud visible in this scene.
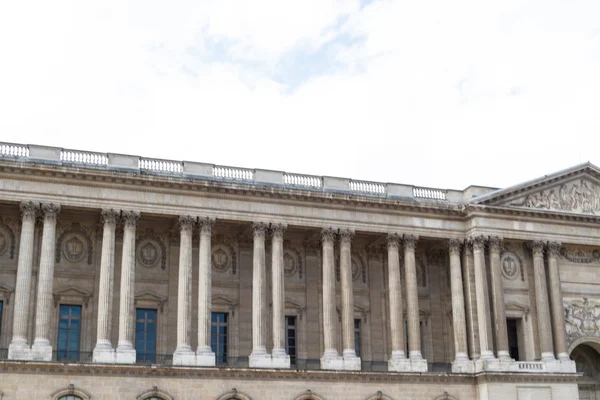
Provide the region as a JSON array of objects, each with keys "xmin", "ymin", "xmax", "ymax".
[{"xmin": 0, "ymin": 0, "xmax": 598, "ymax": 190}]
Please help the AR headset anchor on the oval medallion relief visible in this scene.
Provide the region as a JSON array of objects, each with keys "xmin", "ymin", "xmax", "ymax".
[
  {"xmin": 136, "ymin": 239, "xmax": 161, "ymax": 268},
  {"xmin": 283, "ymin": 250, "xmax": 297, "ymax": 277},
  {"xmin": 62, "ymin": 233, "xmax": 86, "ymax": 263},
  {"xmin": 211, "ymin": 244, "xmax": 231, "ymax": 273},
  {"xmin": 501, "ymin": 252, "xmax": 520, "ymax": 280},
  {"xmin": 351, "ymin": 256, "xmax": 361, "ymax": 282},
  {"xmin": 0, "ymin": 227, "xmax": 9, "ymax": 257}
]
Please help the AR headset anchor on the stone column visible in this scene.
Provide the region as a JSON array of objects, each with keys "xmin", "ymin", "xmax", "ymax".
[
  {"xmin": 196, "ymin": 217, "xmax": 215, "ymax": 366},
  {"xmin": 173, "ymin": 215, "xmax": 196, "ymax": 365},
  {"xmin": 320, "ymin": 228, "xmax": 342, "ymax": 369},
  {"xmin": 449, "ymin": 239, "xmax": 470, "ymax": 371},
  {"xmin": 387, "ymin": 233, "xmax": 406, "ymax": 371},
  {"xmin": 472, "ymin": 235, "xmax": 495, "ymax": 360},
  {"xmin": 8, "ymin": 201, "xmax": 38, "ymax": 360},
  {"xmin": 547, "ymin": 241, "xmax": 569, "ymax": 361},
  {"xmin": 489, "ymin": 236, "xmax": 510, "ymax": 360},
  {"xmin": 532, "ymin": 240, "xmax": 555, "ymax": 361},
  {"xmin": 339, "ymin": 229, "xmax": 360, "ymax": 370},
  {"xmin": 404, "ymin": 234, "xmax": 427, "ymax": 371},
  {"xmin": 462, "ymin": 242, "xmax": 480, "ymax": 360},
  {"xmin": 271, "ymin": 223, "xmax": 290, "ymax": 368},
  {"xmin": 93, "ymin": 209, "xmax": 119, "ymax": 363},
  {"xmin": 115, "ymin": 210, "xmax": 139, "ymax": 364},
  {"xmin": 31, "ymin": 203, "xmax": 60, "ymax": 361},
  {"xmin": 249, "ymin": 222, "xmax": 270, "ymax": 367}
]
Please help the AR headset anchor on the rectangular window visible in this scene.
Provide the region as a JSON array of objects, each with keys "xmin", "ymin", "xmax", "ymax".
[
  {"xmin": 135, "ymin": 308, "xmax": 157, "ymax": 363},
  {"xmin": 507, "ymin": 318, "xmax": 520, "ymax": 361},
  {"xmin": 211, "ymin": 312, "xmax": 228, "ymax": 365},
  {"xmin": 57, "ymin": 304, "xmax": 81, "ymax": 361},
  {"xmin": 285, "ymin": 315, "xmax": 297, "ymax": 365},
  {"xmin": 354, "ymin": 319, "xmax": 361, "ymax": 358}
]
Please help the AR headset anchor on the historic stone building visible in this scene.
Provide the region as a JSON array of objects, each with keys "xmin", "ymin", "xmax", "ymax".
[{"xmin": 0, "ymin": 143, "xmax": 599, "ymax": 399}]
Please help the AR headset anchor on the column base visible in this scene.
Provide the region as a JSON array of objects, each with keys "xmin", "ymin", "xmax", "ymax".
[
  {"xmin": 320, "ymin": 353, "xmax": 361, "ymax": 371},
  {"xmin": 249, "ymin": 352, "xmax": 290, "ymax": 369},
  {"xmin": 31, "ymin": 340, "xmax": 52, "ymax": 361},
  {"xmin": 196, "ymin": 351, "xmax": 217, "ymax": 367},
  {"xmin": 544, "ymin": 358, "xmax": 577, "ymax": 373},
  {"xmin": 173, "ymin": 349, "xmax": 196, "ymax": 366},
  {"xmin": 8, "ymin": 341, "xmax": 32, "ymax": 360},
  {"xmin": 92, "ymin": 346, "xmax": 115, "ymax": 363},
  {"xmin": 172, "ymin": 349, "xmax": 217, "ymax": 366},
  {"xmin": 451, "ymin": 359, "xmax": 476, "ymax": 373},
  {"xmin": 115, "ymin": 343, "xmax": 136, "ymax": 364}
]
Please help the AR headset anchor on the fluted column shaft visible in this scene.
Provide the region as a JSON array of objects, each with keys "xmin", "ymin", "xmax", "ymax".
[
  {"xmin": 532, "ymin": 241, "xmax": 555, "ymax": 361},
  {"xmin": 489, "ymin": 236, "xmax": 509, "ymax": 359},
  {"xmin": 321, "ymin": 228, "xmax": 338, "ymax": 358},
  {"xmin": 251, "ymin": 222, "xmax": 268, "ymax": 356},
  {"xmin": 117, "ymin": 211, "xmax": 139, "ymax": 352},
  {"xmin": 271, "ymin": 224, "xmax": 286, "ymax": 356},
  {"xmin": 197, "ymin": 218, "xmax": 214, "ymax": 354},
  {"xmin": 340, "ymin": 229, "xmax": 356, "ymax": 358},
  {"xmin": 9, "ymin": 201, "xmax": 38, "ymax": 353},
  {"xmin": 176, "ymin": 216, "xmax": 195, "ymax": 354},
  {"xmin": 462, "ymin": 243, "xmax": 480, "ymax": 359},
  {"xmin": 449, "ymin": 239, "xmax": 468, "ymax": 361},
  {"xmin": 472, "ymin": 236, "xmax": 494, "ymax": 359},
  {"xmin": 32, "ymin": 203, "xmax": 60, "ymax": 358},
  {"xmin": 404, "ymin": 234, "xmax": 422, "ymax": 360},
  {"xmin": 94, "ymin": 209, "xmax": 118, "ymax": 351},
  {"xmin": 547, "ymin": 242, "xmax": 569, "ymax": 360},
  {"xmin": 387, "ymin": 233, "xmax": 406, "ymax": 360}
]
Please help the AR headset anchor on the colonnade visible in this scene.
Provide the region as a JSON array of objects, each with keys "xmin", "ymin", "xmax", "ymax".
[{"xmin": 5, "ymin": 202, "xmax": 572, "ymax": 372}]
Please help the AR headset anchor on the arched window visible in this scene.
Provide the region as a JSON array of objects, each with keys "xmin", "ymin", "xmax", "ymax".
[
  {"xmin": 217, "ymin": 388, "xmax": 252, "ymax": 400},
  {"xmin": 51, "ymin": 385, "xmax": 90, "ymax": 400},
  {"xmin": 294, "ymin": 390, "xmax": 325, "ymax": 400},
  {"xmin": 136, "ymin": 386, "xmax": 173, "ymax": 400}
]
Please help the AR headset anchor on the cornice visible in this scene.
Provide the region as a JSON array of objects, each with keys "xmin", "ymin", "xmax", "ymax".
[
  {"xmin": 0, "ymin": 163, "xmax": 465, "ymax": 219},
  {"xmin": 466, "ymin": 204, "xmax": 600, "ymax": 225},
  {"xmin": 0, "ymin": 362, "xmax": 579, "ymax": 385}
]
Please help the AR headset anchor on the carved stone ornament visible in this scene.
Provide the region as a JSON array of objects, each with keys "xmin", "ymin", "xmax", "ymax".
[
  {"xmin": 320, "ymin": 228, "xmax": 336, "ymax": 244},
  {"xmin": 339, "ymin": 228, "xmax": 354, "ymax": 243},
  {"xmin": 508, "ymin": 179, "xmax": 600, "ymax": 214},
  {"xmin": 448, "ymin": 238, "xmax": 462, "ymax": 254},
  {"xmin": 41, "ymin": 202, "xmax": 61, "ymax": 221},
  {"xmin": 530, "ymin": 240, "xmax": 545, "ymax": 256},
  {"xmin": 547, "ymin": 241, "xmax": 561, "ymax": 258},
  {"xmin": 387, "ymin": 233, "xmax": 401, "ymax": 249},
  {"xmin": 403, "ymin": 234, "xmax": 418, "ymax": 249},
  {"xmin": 179, "ymin": 215, "xmax": 196, "ymax": 233},
  {"xmin": 101, "ymin": 208, "xmax": 119, "ymax": 226},
  {"xmin": 351, "ymin": 255, "xmax": 362, "ymax": 282},
  {"xmin": 252, "ymin": 222, "xmax": 267, "ymax": 238},
  {"xmin": 0, "ymin": 218, "xmax": 16, "ymax": 259},
  {"xmin": 488, "ymin": 236, "xmax": 503, "ymax": 252},
  {"xmin": 284, "ymin": 246, "xmax": 303, "ymax": 278},
  {"xmin": 416, "ymin": 255, "xmax": 427, "ymax": 287},
  {"xmin": 135, "ymin": 228, "xmax": 167, "ymax": 270},
  {"xmin": 199, "ymin": 217, "xmax": 214, "ymax": 234},
  {"xmin": 20, "ymin": 200, "xmax": 39, "ymax": 221},
  {"xmin": 212, "ymin": 243, "xmax": 232, "ymax": 273},
  {"xmin": 271, "ymin": 223, "xmax": 286, "ymax": 238},
  {"xmin": 501, "ymin": 252, "xmax": 520, "ymax": 280},
  {"xmin": 55, "ymin": 222, "xmax": 94, "ymax": 265},
  {"xmin": 122, "ymin": 210, "xmax": 140, "ymax": 227},
  {"xmin": 471, "ymin": 235, "xmax": 486, "ymax": 251},
  {"xmin": 565, "ymin": 298, "xmax": 600, "ymax": 345},
  {"xmin": 560, "ymin": 247, "xmax": 600, "ymax": 263}
]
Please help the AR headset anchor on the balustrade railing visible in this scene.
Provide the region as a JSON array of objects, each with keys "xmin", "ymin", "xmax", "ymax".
[
  {"xmin": 0, "ymin": 143, "xmax": 29, "ymax": 158},
  {"xmin": 516, "ymin": 362, "xmax": 545, "ymax": 371},
  {"xmin": 139, "ymin": 158, "xmax": 183, "ymax": 173},
  {"xmin": 61, "ymin": 150, "xmax": 108, "ymax": 165},
  {"xmin": 413, "ymin": 186, "xmax": 447, "ymax": 200},
  {"xmin": 0, "ymin": 141, "xmax": 464, "ymax": 203},
  {"xmin": 283, "ymin": 173, "xmax": 322, "ymax": 188},
  {"xmin": 350, "ymin": 180, "xmax": 386, "ymax": 194},
  {"xmin": 213, "ymin": 165, "xmax": 254, "ymax": 181}
]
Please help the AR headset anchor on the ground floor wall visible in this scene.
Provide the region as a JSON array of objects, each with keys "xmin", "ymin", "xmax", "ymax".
[{"xmin": 0, "ymin": 363, "xmax": 580, "ymax": 400}]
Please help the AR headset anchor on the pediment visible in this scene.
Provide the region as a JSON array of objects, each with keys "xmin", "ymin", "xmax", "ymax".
[
  {"xmin": 0, "ymin": 283, "xmax": 14, "ymax": 304},
  {"xmin": 53, "ymin": 286, "xmax": 92, "ymax": 307},
  {"xmin": 212, "ymin": 294, "xmax": 237, "ymax": 307},
  {"xmin": 473, "ymin": 163, "xmax": 600, "ymax": 215},
  {"xmin": 505, "ymin": 301, "xmax": 530, "ymax": 320},
  {"xmin": 135, "ymin": 289, "xmax": 167, "ymax": 311}
]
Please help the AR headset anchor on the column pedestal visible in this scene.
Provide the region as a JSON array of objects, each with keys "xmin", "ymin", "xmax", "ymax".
[{"xmin": 388, "ymin": 358, "xmax": 428, "ymax": 372}]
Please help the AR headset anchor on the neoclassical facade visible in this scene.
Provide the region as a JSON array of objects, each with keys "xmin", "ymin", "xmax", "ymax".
[{"xmin": 0, "ymin": 143, "xmax": 599, "ymax": 399}]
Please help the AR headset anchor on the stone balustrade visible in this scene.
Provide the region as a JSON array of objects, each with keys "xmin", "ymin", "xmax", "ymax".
[{"xmin": 0, "ymin": 141, "xmax": 489, "ymax": 203}]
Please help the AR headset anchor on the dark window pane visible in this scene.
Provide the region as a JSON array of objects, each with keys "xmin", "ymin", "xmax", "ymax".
[
  {"xmin": 135, "ymin": 309, "xmax": 157, "ymax": 363},
  {"xmin": 57, "ymin": 305, "xmax": 81, "ymax": 361}
]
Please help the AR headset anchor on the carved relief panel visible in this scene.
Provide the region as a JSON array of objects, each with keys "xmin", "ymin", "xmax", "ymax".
[
  {"xmin": 135, "ymin": 228, "xmax": 168, "ymax": 274},
  {"xmin": 0, "ymin": 216, "xmax": 17, "ymax": 269},
  {"xmin": 565, "ymin": 298, "xmax": 600, "ymax": 345},
  {"xmin": 55, "ymin": 222, "xmax": 95, "ymax": 273},
  {"xmin": 211, "ymin": 237, "xmax": 238, "ymax": 278}
]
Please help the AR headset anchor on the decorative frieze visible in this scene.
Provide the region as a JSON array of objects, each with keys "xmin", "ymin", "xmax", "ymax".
[
  {"xmin": 508, "ymin": 179, "xmax": 600, "ymax": 214},
  {"xmin": 565, "ymin": 298, "xmax": 600, "ymax": 344},
  {"xmin": 560, "ymin": 247, "xmax": 600, "ymax": 263}
]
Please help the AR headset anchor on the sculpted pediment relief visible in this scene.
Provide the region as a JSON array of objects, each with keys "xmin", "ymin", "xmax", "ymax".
[{"xmin": 473, "ymin": 163, "xmax": 600, "ymax": 215}]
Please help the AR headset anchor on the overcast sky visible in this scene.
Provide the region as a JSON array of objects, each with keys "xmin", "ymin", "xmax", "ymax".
[{"xmin": 1, "ymin": 1, "xmax": 599, "ymax": 190}]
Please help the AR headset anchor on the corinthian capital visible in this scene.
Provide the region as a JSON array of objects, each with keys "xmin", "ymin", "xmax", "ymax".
[
  {"xmin": 20, "ymin": 200, "xmax": 39, "ymax": 221},
  {"xmin": 101, "ymin": 209, "xmax": 119, "ymax": 226},
  {"xmin": 270, "ymin": 223, "xmax": 286, "ymax": 239},
  {"xmin": 547, "ymin": 241, "xmax": 561, "ymax": 258},
  {"xmin": 339, "ymin": 229, "xmax": 354, "ymax": 244},
  {"xmin": 198, "ymin": 217, "xmax": 215, "ymax": 234},
  {"xmin": 403, "ymin": 234, "xmax": 418, "ymax": 250},
  {"xmin": 179, "ymin": 215, "xmax": 196, "ymax": 233},
  {"xmin": 387, "ymin": 233, "xmax": 401, "ymax": 249},
  {"xmin": 121, "ymin": 210, "xmax": 140, "ymax": 228},
  {"xmin": 471, "ymin": 235, "xmax": 486, "ymax": 251},
  {"xmin": 530, "ymin": 240, "xmax": 545, "ymax": 256},
  {"xmin": 448, "ymin": 238, "xmax": 462, "ymax": 254},
  {"xmin": 488, "ymin": 236, "xmax": 503, "ymax": 253},
  {"xmin": 252, "ymin": 222, "xmax": 267, "ymax": 239},
  {"xmin": 321, "ymin": 228, "xmax": 336, "ymax": 244},
  {"xmin": 41, "ymin": 203, "xmax": 61, "ymax": 221}
]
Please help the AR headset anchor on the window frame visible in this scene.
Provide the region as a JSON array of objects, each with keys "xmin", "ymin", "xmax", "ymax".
[
  {"xmin": 135, "ymin": 308, "xmax": 158, "ymax": 363},
  {"xmin": 211, "ymin": 311, "xmax": 229, "ymax": 365},
  {"xmin": 56, "ymin": 304, "xmax": 82, "ymax": 362}
]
